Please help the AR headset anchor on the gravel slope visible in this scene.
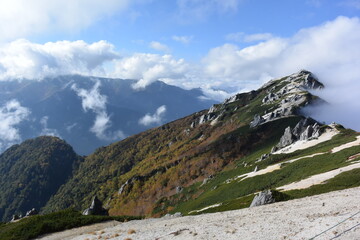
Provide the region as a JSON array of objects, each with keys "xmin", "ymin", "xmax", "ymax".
[{"xmin": 39, "ymin": 187, "xmax": 360, "ymax": 240}]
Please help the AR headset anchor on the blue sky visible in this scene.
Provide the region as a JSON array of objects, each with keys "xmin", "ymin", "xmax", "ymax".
[
  {"xmin": 0, "ymin": 0, "xmax": 359, "ymax": 129},
  {"xmin": 26, "ymin": 0, "xmax": 360, "ymax": 60}
]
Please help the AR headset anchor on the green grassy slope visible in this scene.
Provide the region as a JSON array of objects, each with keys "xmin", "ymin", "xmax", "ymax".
[{"xmin": 170, "ymin": 127, "xmax": 359, "ymax": 215}]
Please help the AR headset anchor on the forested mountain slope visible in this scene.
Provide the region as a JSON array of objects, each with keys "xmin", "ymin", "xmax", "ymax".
[{"xmin": 0, "ymin": 137, "xmax": 82, "ymax": 221}]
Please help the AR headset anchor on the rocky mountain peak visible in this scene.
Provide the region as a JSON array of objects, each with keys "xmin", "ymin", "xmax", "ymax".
[
  {"xmin": 251, "ymin": 70, "xmax": 324, "ymax": 127},
  {"xmin": 261, "ymin": 70, "xmax": 323, "ymax": 91},
  {"xmin": 192, "ymin": 70, "xmax": 323, "ymax": 128}
]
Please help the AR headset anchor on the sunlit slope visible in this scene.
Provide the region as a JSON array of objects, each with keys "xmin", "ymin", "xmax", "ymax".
[{"xmin": 42, "ymin": 70, "xmax": 359, "ymax": 218}]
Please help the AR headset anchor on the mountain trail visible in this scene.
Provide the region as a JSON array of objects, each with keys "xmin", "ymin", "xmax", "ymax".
[
  {"xmin": 231, "ymin": 152, "xmax": 327, "ymax": 183},
  {"xmin": 277, "ymin": 161, "xmax": 360, "ymax": 191},
  {"xmin": 332, "ymin": 135, "xmax": 360, "ymax": 153}
]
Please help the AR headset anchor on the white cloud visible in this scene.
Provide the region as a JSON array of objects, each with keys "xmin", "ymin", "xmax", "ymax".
[
  {"xmin": 225, "ymin": 32, "xmax": 245, "ymax": 42},
  {"xmin": 40, "ymin": 116, "xmax": 61, "ymax": 137},
  {"xmin": 172, "ymin": 35, "xmax": 193, "ymax": 44},
  {"xmin": 243, "ymin": 33, "xmax": 274, "ymax": 42},
  {"xmin": 149, "ymin": 41, "xmax": 171, "ymax": 52},
  {"xmin": 72, "ymin": 80, "xmax": 107, "ymax": 112},
  {"xmin": 71, "ymin": 80, "xmax": 125, "ymax": 140},
  {"xmin": 66, "ymin": 123, "xmax": 78, "ymax": 133},
  {"xmin": 0, "ymin": 39, "xmax": 118, "ymax": 80},
  {"xmin": 113, "ymin": 53, "xmax": 190, "ymax": 89},
  {"xmin": 176, "ymin": 0, "xmax": 241, "ymax": 22},
  {"xmin": 139, "ymin": 105, "xmax": 167, "ymax": 126},
  {"xmin": 226, "ymin": 32, "xmax": 274, "ymax": 43},
  {"xmin": 199, "ymin": 88, "xmax": 233, "ymax": 102},
  {"xmin": 202, "ymin": 16, "xmax": 360, "ymax": 130},
  {"xmin": 0, "ymin": 99, "xmax": 30, "ymax": 151},
  {"xmin": 202, "ymin": 39, "xmax": 287, "ymax": 91},
  {"xmin": 0, "ymin": 0, "xmax": 137, "ymax": 41}
]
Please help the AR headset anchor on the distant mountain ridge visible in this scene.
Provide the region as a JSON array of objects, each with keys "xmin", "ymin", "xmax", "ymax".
[{"xmin": 0, "ymin": 75, "xmax": 215, "ymax": 154}]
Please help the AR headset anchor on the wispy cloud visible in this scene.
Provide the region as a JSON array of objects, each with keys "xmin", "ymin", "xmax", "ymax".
[
  {"xmin": 340, "ymin": 0, "xmax": 360, "ymax": 9},
  {"xmin": 306, "ymin": 0, "xmax": 323, "ymax": 7},
  {"xmin": 149, "ymin": 41, "xmax": 171, "ymax": 52},
  {"xmin": 40, "ymin": 116, "xmax": 60, "ymax": 137},
  {"xmin": 139, "ymin": 105, "xmax": 167, "ymax": 126},
  {"xmin": 226, "ymin": 32, "xmax": 274, "ymax": 42},
  {"xmin": 0, "ymin": 99, "xmax": 30, "ymax": 151},
  {"xmin": 66, "ymin": 123, "xmax": 78, "ymax": 133},
  {"xmin": 0, "ymin": 39, "xmax": 118, "ymax": 80},
  {"xmin": 172, "ymin": 35, "xmax": 193, "ymax": 44},
  {"xmin": 71, "ymin": 80, "xmax": 125, "ymax": 140},
  {"xmin": 176, "ymin": 0, "xmax": 242, "ymax": 22}
]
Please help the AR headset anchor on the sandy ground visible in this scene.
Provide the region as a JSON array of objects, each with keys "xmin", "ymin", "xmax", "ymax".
[
  {"xmin": 38, "ymin": 187, "xmax": 360, "ymax": 240},
  {"xmin": 277, "ymin": 161, "xmax": 360, "ymax": 191},
  {"xmin": 36, "ymin": 221, "xmax": 120, "ymax": 240},
  {"xmin": 231, "ymin": 152, "xmax": 326, "ymax": 183},
  {"xmin": 234, "ymin": 164, "xmax": 281, "ymax": 181},
  {"xmin": 332, "ymin": 136, "xmax": 360, "ymax": 153}
]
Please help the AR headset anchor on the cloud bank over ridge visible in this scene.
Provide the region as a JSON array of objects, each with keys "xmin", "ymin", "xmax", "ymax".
[{"xmin": 202, "ymin": 16, "xmax": 360, "ymax": 130}]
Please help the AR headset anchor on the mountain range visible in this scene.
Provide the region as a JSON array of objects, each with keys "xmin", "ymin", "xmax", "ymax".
[
  {"xmin": 0, "ymin": 75, "xmax": 215, "ymax": 155},
  {"xmin": 1, "ymin": 70, "xmax": 360, "ymax": 223}
]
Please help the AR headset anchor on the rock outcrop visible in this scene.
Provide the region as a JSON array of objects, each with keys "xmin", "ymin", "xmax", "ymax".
[
  {"xmin": 201, "ymin": 175, "xmax": 214, "ymax": 186},
  {"xmin": 250, "ymin": 114, "xmax": 264, "ymax": 128},
  {"xmin": 82, "ymin": 196, "xmax": 108, "ymax": 216},
  {"xmin": 25, "ymin": 208, "xmax": 38, "ymax": 217},
  {"xmin": 10, "ymin": 214, "xmax": 21, "ymax": 222},
  {"xmin": 118, "ymin": 180, "xmax": 131, "ymax": 194},
  {"xmin": 250, "ymin": 190, "xmax": 275, "ymax": 207},
  {"xmin": 277, "ymin": 126, "xmax": 296, "ymax": 148},
  {"xmin": 272, "ymin": 117, "xmax": 323, "ymax": 152},
  {"xmin": 163, "ymin": 212, "xmax": 183, "ymax": 218},
  {"xmin": 300, "ymin": 123, "xmax": 321, "ymax": 140},
  {"xmin": 199, "ymin": 113, "xmax": 217, "ymax": 125},
  {"xmin": 176, "ymin": 186, "xmax": 183, "ymax": 193},
  {"xmin": 256, "ymin": 154, "xmax": 270, "ymax": 163}
]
